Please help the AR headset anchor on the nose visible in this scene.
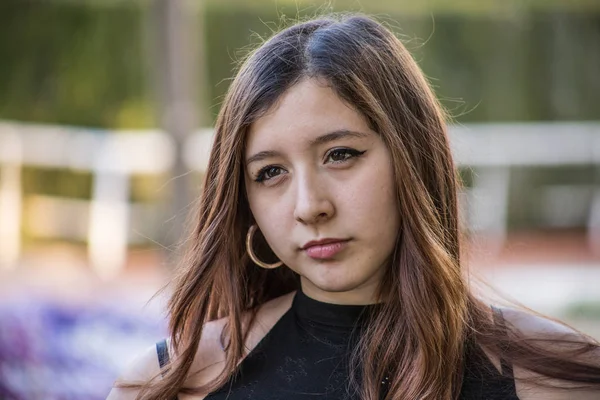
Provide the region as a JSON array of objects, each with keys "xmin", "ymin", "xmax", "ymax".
[{"xmin": 293, "ymin": 170, "xmax": 335, "ymax": 225}]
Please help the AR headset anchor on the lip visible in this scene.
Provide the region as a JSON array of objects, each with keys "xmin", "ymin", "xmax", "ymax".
[{"xmin": 302, "ymin": 238, "xmax": 350, "ymax": 259}]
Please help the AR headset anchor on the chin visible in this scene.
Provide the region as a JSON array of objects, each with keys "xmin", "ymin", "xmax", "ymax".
[
  {"xmin": 306, "ymin": 273, "xmax": 367, "ymax": 294},
  {"xmin": 314, "ymin": 282, "xmax": 357, "ymax": 293}
]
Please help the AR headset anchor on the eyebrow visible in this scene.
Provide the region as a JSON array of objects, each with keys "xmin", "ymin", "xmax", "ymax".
[{"xmin": 245, "ymin": 129, "xmax": 370, "ymax": 166}]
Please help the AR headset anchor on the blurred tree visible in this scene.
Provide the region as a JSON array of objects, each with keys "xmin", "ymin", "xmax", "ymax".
[
  {"xmin": 0, "ymin": 0, "xmax": 152, "ymax": 128},
  {"xmin": 1, "ymin": 1, "xmax": 599, "ymax": 127}
]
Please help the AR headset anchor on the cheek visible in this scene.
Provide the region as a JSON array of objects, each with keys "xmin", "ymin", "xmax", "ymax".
[
  {"xmin": 342, "ymin": 157, "xmax": 399, "ymax": 226},
  {"xmin": 247, "ymin": 189, "xmax": 293, "ymax": 251},
  {"xmin": 349, "ymin": 159, "xmax": 400, "ymax": 262}
]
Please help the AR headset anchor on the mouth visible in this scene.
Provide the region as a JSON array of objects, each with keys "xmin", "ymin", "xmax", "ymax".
[{"xmin": 302, "ymin": 238, "xmax": 350, "ymax": 260}]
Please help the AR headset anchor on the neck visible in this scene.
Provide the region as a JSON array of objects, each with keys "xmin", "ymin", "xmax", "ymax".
[{"xmin": 300, "ymin": 277, "xmax": 381, "ymax": 305}]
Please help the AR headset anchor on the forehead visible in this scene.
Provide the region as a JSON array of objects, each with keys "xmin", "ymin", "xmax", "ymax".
[{"xmin": 245, "ymin": 79, "xmax": 372, "ymax": 155}]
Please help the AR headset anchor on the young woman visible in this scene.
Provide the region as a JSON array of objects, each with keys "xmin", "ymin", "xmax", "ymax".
[{"xmin": 108, "ymin": 13, "xmax": 600, "ymax": 400}]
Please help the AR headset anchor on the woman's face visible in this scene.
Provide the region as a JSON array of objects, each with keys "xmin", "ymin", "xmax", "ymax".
[{"xmin": 244, "ymin": 78, "xmax": 400, "ymax": 305}]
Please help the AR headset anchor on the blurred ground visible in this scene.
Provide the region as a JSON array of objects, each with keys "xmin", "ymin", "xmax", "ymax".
[
  {"xmin": 1, "ymin": 231, "xmax": 599, "ymax": 399},
  {"xmin": 0, "ymin": 247, "xmax": 170, "ymax": 400},
  {"xmin": 467, "ymin": 231, "xmax": 600, "ymax": 339}
]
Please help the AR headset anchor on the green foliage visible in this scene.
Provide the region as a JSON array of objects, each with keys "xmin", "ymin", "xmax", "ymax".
[
  {"xmin": 21, "ymin": 167, "xmax": 92, "ymax": 199},
  {"xmin": 1, "ymin": 1, "xmax": 599, "ymax": 128},
  {"xmin": 206, "ymin": 0, "xmax": 600, "ymax": 15},
  {"xmin": 203, "ymin": 6, "xmax": 600, "ymax": 123},
  {"xmin": 0, "ymin": 1, "xmax": 152, "ymax": 128}
]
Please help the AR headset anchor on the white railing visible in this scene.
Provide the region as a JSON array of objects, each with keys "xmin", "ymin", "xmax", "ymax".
[
  {"xmin": 1, "ymin": 120, "xmax": 599, "ymax": 277},
  {"xmin": 0, "ymin": 122, "xmax": 176, "ymax": 278},
  {"xmin": 450, "ymin": 122, "xmax": 600, "ymax": 254}
]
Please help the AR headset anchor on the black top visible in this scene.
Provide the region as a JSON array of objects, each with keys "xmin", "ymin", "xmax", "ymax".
[{"xmin": 157, "ymin": 290, "xmax": 518, "ymax": 399}]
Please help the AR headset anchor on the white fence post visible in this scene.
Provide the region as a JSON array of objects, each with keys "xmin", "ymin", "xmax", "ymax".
[
  {"xmin": 0, "ymin": 128, "xmax": 22, "ymax": 270},
  {"xmin": 468, "ymin": 167, "xmax": 511, "ymax": 253},
  {"xmin": 589, "ymin": 133, "xmax": 600, "ymax": 255},
  {"xmin": 88, "ymin": 164, "xmax": 130, "ymax": 279}
]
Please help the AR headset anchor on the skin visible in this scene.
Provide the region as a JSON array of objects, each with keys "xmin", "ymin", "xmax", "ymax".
[
  {"xmin": 244, "ymin": 78, "xmax": 401, "ymax": 305},
  {"xmin": 107, "ymin": 304, "xmax": 599, "ymax": 399},
  {"xmin": 107, "ymin": 78, "xmax": 599, "ymax": 400}
]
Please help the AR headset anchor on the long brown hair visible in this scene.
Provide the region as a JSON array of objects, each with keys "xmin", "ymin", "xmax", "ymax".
[{"xmin": 138, "ymin": 13, "xmax": 600, "ymax": 400}]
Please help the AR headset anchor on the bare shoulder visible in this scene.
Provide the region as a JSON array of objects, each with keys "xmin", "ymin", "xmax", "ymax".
[
  {"xmin": 245, "ymin": 290, "xmax": 296, "ymax": 343},
  {"xmin": 184, "ymin": 291, "xmax": 296, "ymax": 388},
  {"xmin": 499, "ymin": 308, "xmax": 600, "ymax": 400},
  {"xmin": 500, "ymin": 308, "xmax": 578, "ymax": 338},
  {"xmin": 106, "ymin": 343, "xmax": 162, "ymax": 399},
  {"xmin": 106, "ymin": 317, "xmax": 233, "ymax": 399},
  {"xmin": 107, "ymin": 292, "xmax": 296, "ymax": 398}
]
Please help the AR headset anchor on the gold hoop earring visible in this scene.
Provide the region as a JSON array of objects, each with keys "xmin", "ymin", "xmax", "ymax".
[{"xmin": 246, "ymin": 225, "xmax": 283, "ymax": 269}]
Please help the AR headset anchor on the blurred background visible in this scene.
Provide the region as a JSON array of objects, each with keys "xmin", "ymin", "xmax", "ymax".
[{"xmin": 1, "ymin": 0, "xmax": 599, "ymax": 398}]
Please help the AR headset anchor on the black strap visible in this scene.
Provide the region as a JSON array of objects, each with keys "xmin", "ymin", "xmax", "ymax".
[
  {"xmin": 491, "ymin": 306, "xmax": 515, "ymax": 378},
  {"xmin": 156, "ymin": 339, "xmax": 170, "ymax": 374},
  {"xmin": 156, "ymin": 339, "xmax": 180, "ymax": 400}
]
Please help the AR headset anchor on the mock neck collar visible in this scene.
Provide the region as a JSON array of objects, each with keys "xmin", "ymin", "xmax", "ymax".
[{"xmin": 292, "ymin": 289, "xmax": 377, "ymax": 328}]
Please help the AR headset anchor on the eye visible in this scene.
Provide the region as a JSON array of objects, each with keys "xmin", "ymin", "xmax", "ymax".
[
  {"xmin": 255, "ymin": 166, "xmax": 285, "ymax": 183},
  {"xmin": 325, "ymin": 148, "xmax": 366, "ymax": 164}
]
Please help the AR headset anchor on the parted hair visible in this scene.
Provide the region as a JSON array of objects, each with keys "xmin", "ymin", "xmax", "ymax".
[{"xmin": 132, "ymin": 13, "xmax": 600, "ymax": 400}]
